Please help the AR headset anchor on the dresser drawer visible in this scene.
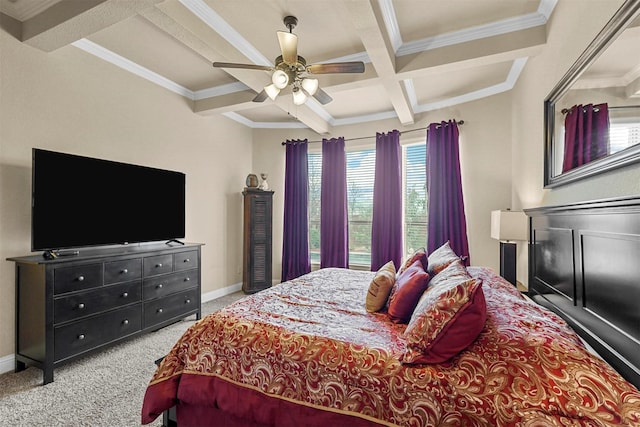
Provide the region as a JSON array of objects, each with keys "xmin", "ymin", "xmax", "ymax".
[
  {"xmin": 54, "ymin": 281, "xmax": 142, "ymax": 324},
  {"xmin": 54, "ymin": 264, "xmax": 103, "ymax": 295},
  {"xmin": 174, "ymin": 250, "xmax": 198, "ymax": 271},
  {"xmin": 54, "ymin": 304, "xmax": 142, "ymax": 361},
  {"xmin": 142, "ymin": 270, "xmax": 198, "ymax": 300},
  {"xmin": 144, "ymin": 254, "xmax": 173, "ymax": 277},
  {"xmin": 144, "ymin": 289, "xmax": 198, "ymax": 328},
  {"xmin": 104, "ymin": 259, "xmax": 142, "ymax": 285}
]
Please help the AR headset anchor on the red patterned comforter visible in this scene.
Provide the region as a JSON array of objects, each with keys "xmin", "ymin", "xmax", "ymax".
[{"xmin": 142, "ymin": 267, "xmax": 640, "ymax": 426}]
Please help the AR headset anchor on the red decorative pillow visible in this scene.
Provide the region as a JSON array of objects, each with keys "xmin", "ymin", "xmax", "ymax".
[
  {"xmin": 397, "ymin": 248, "xmax": 427, "ymax": 275},
  {"xmin": 427, "ymin": 241, "xmax": 460, "ymax": 276},
  {"xmin": 401, "ymin": 261, "xmax": 486, "ymax": 364},
  {"xmin": 387, "ymin": 260, "xmax": 430, "ymax": 323}
]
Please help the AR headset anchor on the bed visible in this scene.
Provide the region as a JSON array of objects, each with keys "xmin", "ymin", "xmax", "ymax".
[{"xmin": 141, "ymin": 223, "xmax": 640, "ymax": 426}]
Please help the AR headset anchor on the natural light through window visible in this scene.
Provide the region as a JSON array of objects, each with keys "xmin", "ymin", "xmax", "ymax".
[{"xmin": 308, "ymin": 142, "xmax": 427, "ymax": 268}]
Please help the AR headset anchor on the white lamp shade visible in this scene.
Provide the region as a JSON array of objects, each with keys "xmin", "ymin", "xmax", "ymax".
[
  {"xmin": 271, "ymin": 70, "xmax": 289, "ymax": 89},
  {"xmin": 490, "ymin": 210, "xmax": 527, "ymax": 241},
  {"xmin": 301, "ymin": 78, "xmax": 318, "ymax": 96},
  {"xmin": 264, "ymin": 84, "xmax": 280, "ymax": 101},
  {"xmin": 292, "ymin": 88, "xmax": 307, "ymax": 105}
]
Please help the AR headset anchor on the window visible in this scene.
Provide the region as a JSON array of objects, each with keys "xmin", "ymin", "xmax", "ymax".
[
  {"xmin": 308, "ymin": 142, "xmax": 427, "ymax": 267},
  {"xmin": 404, "ymin": 143, "xmax": 427, "ymax": 257}
]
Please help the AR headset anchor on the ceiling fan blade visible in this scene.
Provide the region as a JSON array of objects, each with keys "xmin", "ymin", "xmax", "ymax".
[
  {"xmin": 312, "ymin": 88, "xmax": 332, "ymax": 105},
  {"xmin": 253, "ymin": 89, "xmax": 269, "ymax": 103},
  {"xmin": 307, "ymin": 62, "xmax": 365, "ymax": 74},
  {"xmin": 213, "ymin": 62, "xmax": 273, "ymax": 71},
  {"xmin": 277, "ymin": 31, "xmax": 298, "ymax": 65}
]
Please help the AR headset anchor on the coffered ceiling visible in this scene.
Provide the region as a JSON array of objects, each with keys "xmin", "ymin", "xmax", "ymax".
[{"xmin": 2, "ymin": 0, "xmax": 560, "ymax": 134}]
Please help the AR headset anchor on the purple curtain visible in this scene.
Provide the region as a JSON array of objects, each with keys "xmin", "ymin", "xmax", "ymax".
[
  {"xmin": 371, "ymin": 130, "xmax": 403, "ymax": 271},
  {"xmin": 562, "ymin": 103, "xmax": 610, "ymax": 172},
  {"xmin": 281, "ymin": 140, "xmax": 311, "ymax": 282},
  {"xmin": 426, "ymin": 120, "xmax": 470, "ymax": 265},
  {"xmin": 320, "ymin": 138, "xmax": 349, "ymax": 268}
]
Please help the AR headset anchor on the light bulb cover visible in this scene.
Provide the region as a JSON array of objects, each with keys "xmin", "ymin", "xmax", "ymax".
[
  {"xmin": 301, "ymin": 78, "xmax": 319, "ymax": 96},
  {"xmin": 292, "ymin": 88, "xmax": 307, "ymax": 105},
  {"xmin": 264, "ymin": 84, "xmax": 280, "ymax": 101},
  {"xmin": 272, "ymin": 70, "xmax": 289, "ymax": 89}
]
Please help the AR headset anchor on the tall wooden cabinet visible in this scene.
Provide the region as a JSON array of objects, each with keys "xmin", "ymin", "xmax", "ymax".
[{"xmin": 242, "ymin": 189, "xmax": 273, "ymax": 293}]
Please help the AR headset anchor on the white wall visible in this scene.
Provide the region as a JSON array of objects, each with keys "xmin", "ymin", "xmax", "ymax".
[
  {"xmin": 511, "ymin": 0, "xmax": 639, "ymax": 282},
  {"xmin": 0, "ymin": 28, "xmax": 253, "ymax": 359},
  {"xmin": 253, "ymin": 92, "xmax": 514, "ymax": 281}
]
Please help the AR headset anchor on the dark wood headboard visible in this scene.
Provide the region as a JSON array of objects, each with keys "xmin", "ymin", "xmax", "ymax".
[{"xmin": 525, "ymin": 196, "xmax": 640, "ymax": 390}]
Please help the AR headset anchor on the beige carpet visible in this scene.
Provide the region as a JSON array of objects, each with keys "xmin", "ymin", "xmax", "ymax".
[{"xmin": 0, "ymin": 291, "xmax": 246, "ymax": 426}]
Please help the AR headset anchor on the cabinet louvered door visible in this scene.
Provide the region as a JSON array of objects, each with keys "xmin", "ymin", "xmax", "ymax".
[{"xmin": 242, "ymin": 190, "xmax": 273, "ymax": 293}]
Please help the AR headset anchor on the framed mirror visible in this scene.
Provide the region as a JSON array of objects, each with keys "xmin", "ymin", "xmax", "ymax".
[{"xmin": 544, "ymin": 0, "xmax": 640, "ymax": 188}]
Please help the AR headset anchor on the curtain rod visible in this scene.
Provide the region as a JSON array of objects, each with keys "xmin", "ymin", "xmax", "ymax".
[
  {"xmin": 561, "ymin": 105, "xmax": 640, "ymax": 114},
  {"xmin": 281, "ymin": 120, "xmax": 464, "ymax": 145}
]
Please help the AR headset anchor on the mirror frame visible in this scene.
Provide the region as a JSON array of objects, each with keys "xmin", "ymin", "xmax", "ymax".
[{"xmin": 544, "ymin": 0, "xmax": 640, "ymax": 188}]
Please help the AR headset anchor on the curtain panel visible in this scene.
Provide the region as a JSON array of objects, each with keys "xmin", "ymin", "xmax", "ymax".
[
  {"xmin": 562, "ymin": 103, "xmax": 610, "ymax": 173},
  {"xmin": 281, "ymin": 140, "xmax": 311, "ymax": 282},
  {"xmin": 426, "ymin": 121, "xmax": 470, "ymax": 265},
  {"xmin": 371, "ymin": 130, "xmax": 403, "ymax": 271},
  {"xmin": 320, "ymin": 138, "xmax": 349, "ymax": 268}
]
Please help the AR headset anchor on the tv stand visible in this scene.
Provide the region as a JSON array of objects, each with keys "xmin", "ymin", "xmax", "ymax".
[
  {"xmin": 8, "ymin": 242, "xmax": 202, "ymax": 384},
  {"xmin": 165, "ymin": 239, "xmax": 185, "ymax": 246}
]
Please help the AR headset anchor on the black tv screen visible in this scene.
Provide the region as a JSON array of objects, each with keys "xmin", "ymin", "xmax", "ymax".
[{"xmin": 32, "ymin": 148, "xmax": 185, "ymax": 252}]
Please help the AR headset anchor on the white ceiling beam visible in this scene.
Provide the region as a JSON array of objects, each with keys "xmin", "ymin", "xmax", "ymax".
[
  {"xmin": 342, "ymin": 0, "xmax": 414, "ymax": 125},
  {"xmin": 396, "ymin": 26, "xmax": 546, "ymax": 78},
  {"xmin": 22, "ymin": 0, "xmax": 162, "ymax": 52}
]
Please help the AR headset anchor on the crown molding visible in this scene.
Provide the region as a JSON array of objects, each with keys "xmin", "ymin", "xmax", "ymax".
[
  {"xmin": 378, "ymin": 0, "xmax": 402, "ymax": 53},
  {"xmin": 397, "ymin": 1, "xmax": 555, "ymax": 57},
  {"xmin": 223, "ymin": 112, "xmax": 307, "ymax": 128},
  {"xmin": 72, "ymin": 38, "xmax": 195, "ymax": 99}
]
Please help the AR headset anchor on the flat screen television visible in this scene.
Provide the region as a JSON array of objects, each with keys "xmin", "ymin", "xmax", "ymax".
[{"xmin": 32, "ymin": 148, "xmax": 186, "ymax": 253}]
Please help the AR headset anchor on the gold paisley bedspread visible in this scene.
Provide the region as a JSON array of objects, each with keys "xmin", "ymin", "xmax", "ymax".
[{"xmin": 142, "ymin": 267, "xmax": 640, "ymax": 426}]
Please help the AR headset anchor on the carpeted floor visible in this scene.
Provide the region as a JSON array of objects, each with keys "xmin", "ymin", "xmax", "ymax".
[{"xmin": 0, "ymin": 291, "xmax": 246, "ymax": 427}]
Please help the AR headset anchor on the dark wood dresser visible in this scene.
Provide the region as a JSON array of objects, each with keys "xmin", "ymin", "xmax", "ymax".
[
  {"xmin": 242, "ymin": 189, "xmax": 273, "ymax": 293},
  {"xmin": 8, "ymin": 242, "xmax": 202, "ymax": 384}
]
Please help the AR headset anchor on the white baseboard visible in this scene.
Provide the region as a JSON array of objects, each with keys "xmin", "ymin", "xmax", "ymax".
[
  {"xmin": 0, "ymin": 283, "xmax": 244, "ymax": 376},
  {"xmin": 0, "ymin": 353, "xmax": 14, "ymax": 376},
  {"xmin": 202, "ymin": 282, "xmax": 242, "ymax": 303}
]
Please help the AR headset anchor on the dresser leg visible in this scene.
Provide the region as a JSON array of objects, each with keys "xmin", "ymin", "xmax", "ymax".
[
  {"xmin": 15, "ymin": 359, "xmax": 26, "ymax": 373},
  {"xmin": 43, "ymin": 366, "xmax": 54, "ymax": 385}
]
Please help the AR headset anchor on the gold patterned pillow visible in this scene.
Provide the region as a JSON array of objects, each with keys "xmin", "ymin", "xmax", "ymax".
[
  {"xmin": 401, "ymin": 261, "xmax": 486, "ymax": 364},
  {"xmin": 365, "ymin": 260, "xmax": 396, "ymax": 312},
  {"xmin": 427, "ymin": 241, "xmax": 460, "ymax": 276}
]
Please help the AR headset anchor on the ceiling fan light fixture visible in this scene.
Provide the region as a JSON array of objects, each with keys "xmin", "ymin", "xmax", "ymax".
[
  {"xmin": 292, "ymin": 87, "xmax": 307, "ymax": 105},
  {"xmin": 264, "ymin": 84, "xmax": 280, "ymax": 101},
  {"xmin": 301, "ymin": 78, "xmax": 319, "ymax": 96},
  {"xmin": 272, "ymin": 69, "xmax": 289, "ymax": 89}
]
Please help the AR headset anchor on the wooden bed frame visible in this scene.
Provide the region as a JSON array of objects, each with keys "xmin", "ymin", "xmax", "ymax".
[{"xmin": 525, "ymin": 195, "xmax": 640, "ymax": 389}]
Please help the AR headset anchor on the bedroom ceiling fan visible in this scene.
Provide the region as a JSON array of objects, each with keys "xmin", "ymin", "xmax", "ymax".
[{"xmin": 213, "ymin": 16, "xmax": 365, "ymax": 106}]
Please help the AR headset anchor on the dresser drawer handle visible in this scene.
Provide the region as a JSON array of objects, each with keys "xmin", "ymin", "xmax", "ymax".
[
  {"xmin": 157, "ymin": 308, "xmax": 163, "ymax": 314},
  {"xmin": 185, "ymin": 299, "xmax": 191, "ymax": 304},
  {"xmin": 156, "ymin": 284, "xmax": 163, "ymax": 289},
  {"xmin": 78, "ymin": 334, "xmax": 85, "ymax": 340},
  {"xmin": 184, "ymin": 277, "xmax": 190, "ymax": 282},
  {"xmin": 184, "ymin": 258, "xmax": 190, "ymax": 263},
  {"xmin": 122, "ymin": 319, "xmax": 129, "ymax": 325},
  {"xmin": 77, "ymin": 303, "xmax": 85, "ymax": 309},
  {"xmin": 156, "ymin": 263, "xmax": 163, "ymax": 268},
  {"xmin": 77, "ymin": 275, "xmax": 85, "ymax": 282},
  {"xmin": 121, "ymin": 268, "xmax": 128, "ymax": 274},
  {"xmin": 122, "ymin": 292, "xmax": 129, "ymax": 298}
]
